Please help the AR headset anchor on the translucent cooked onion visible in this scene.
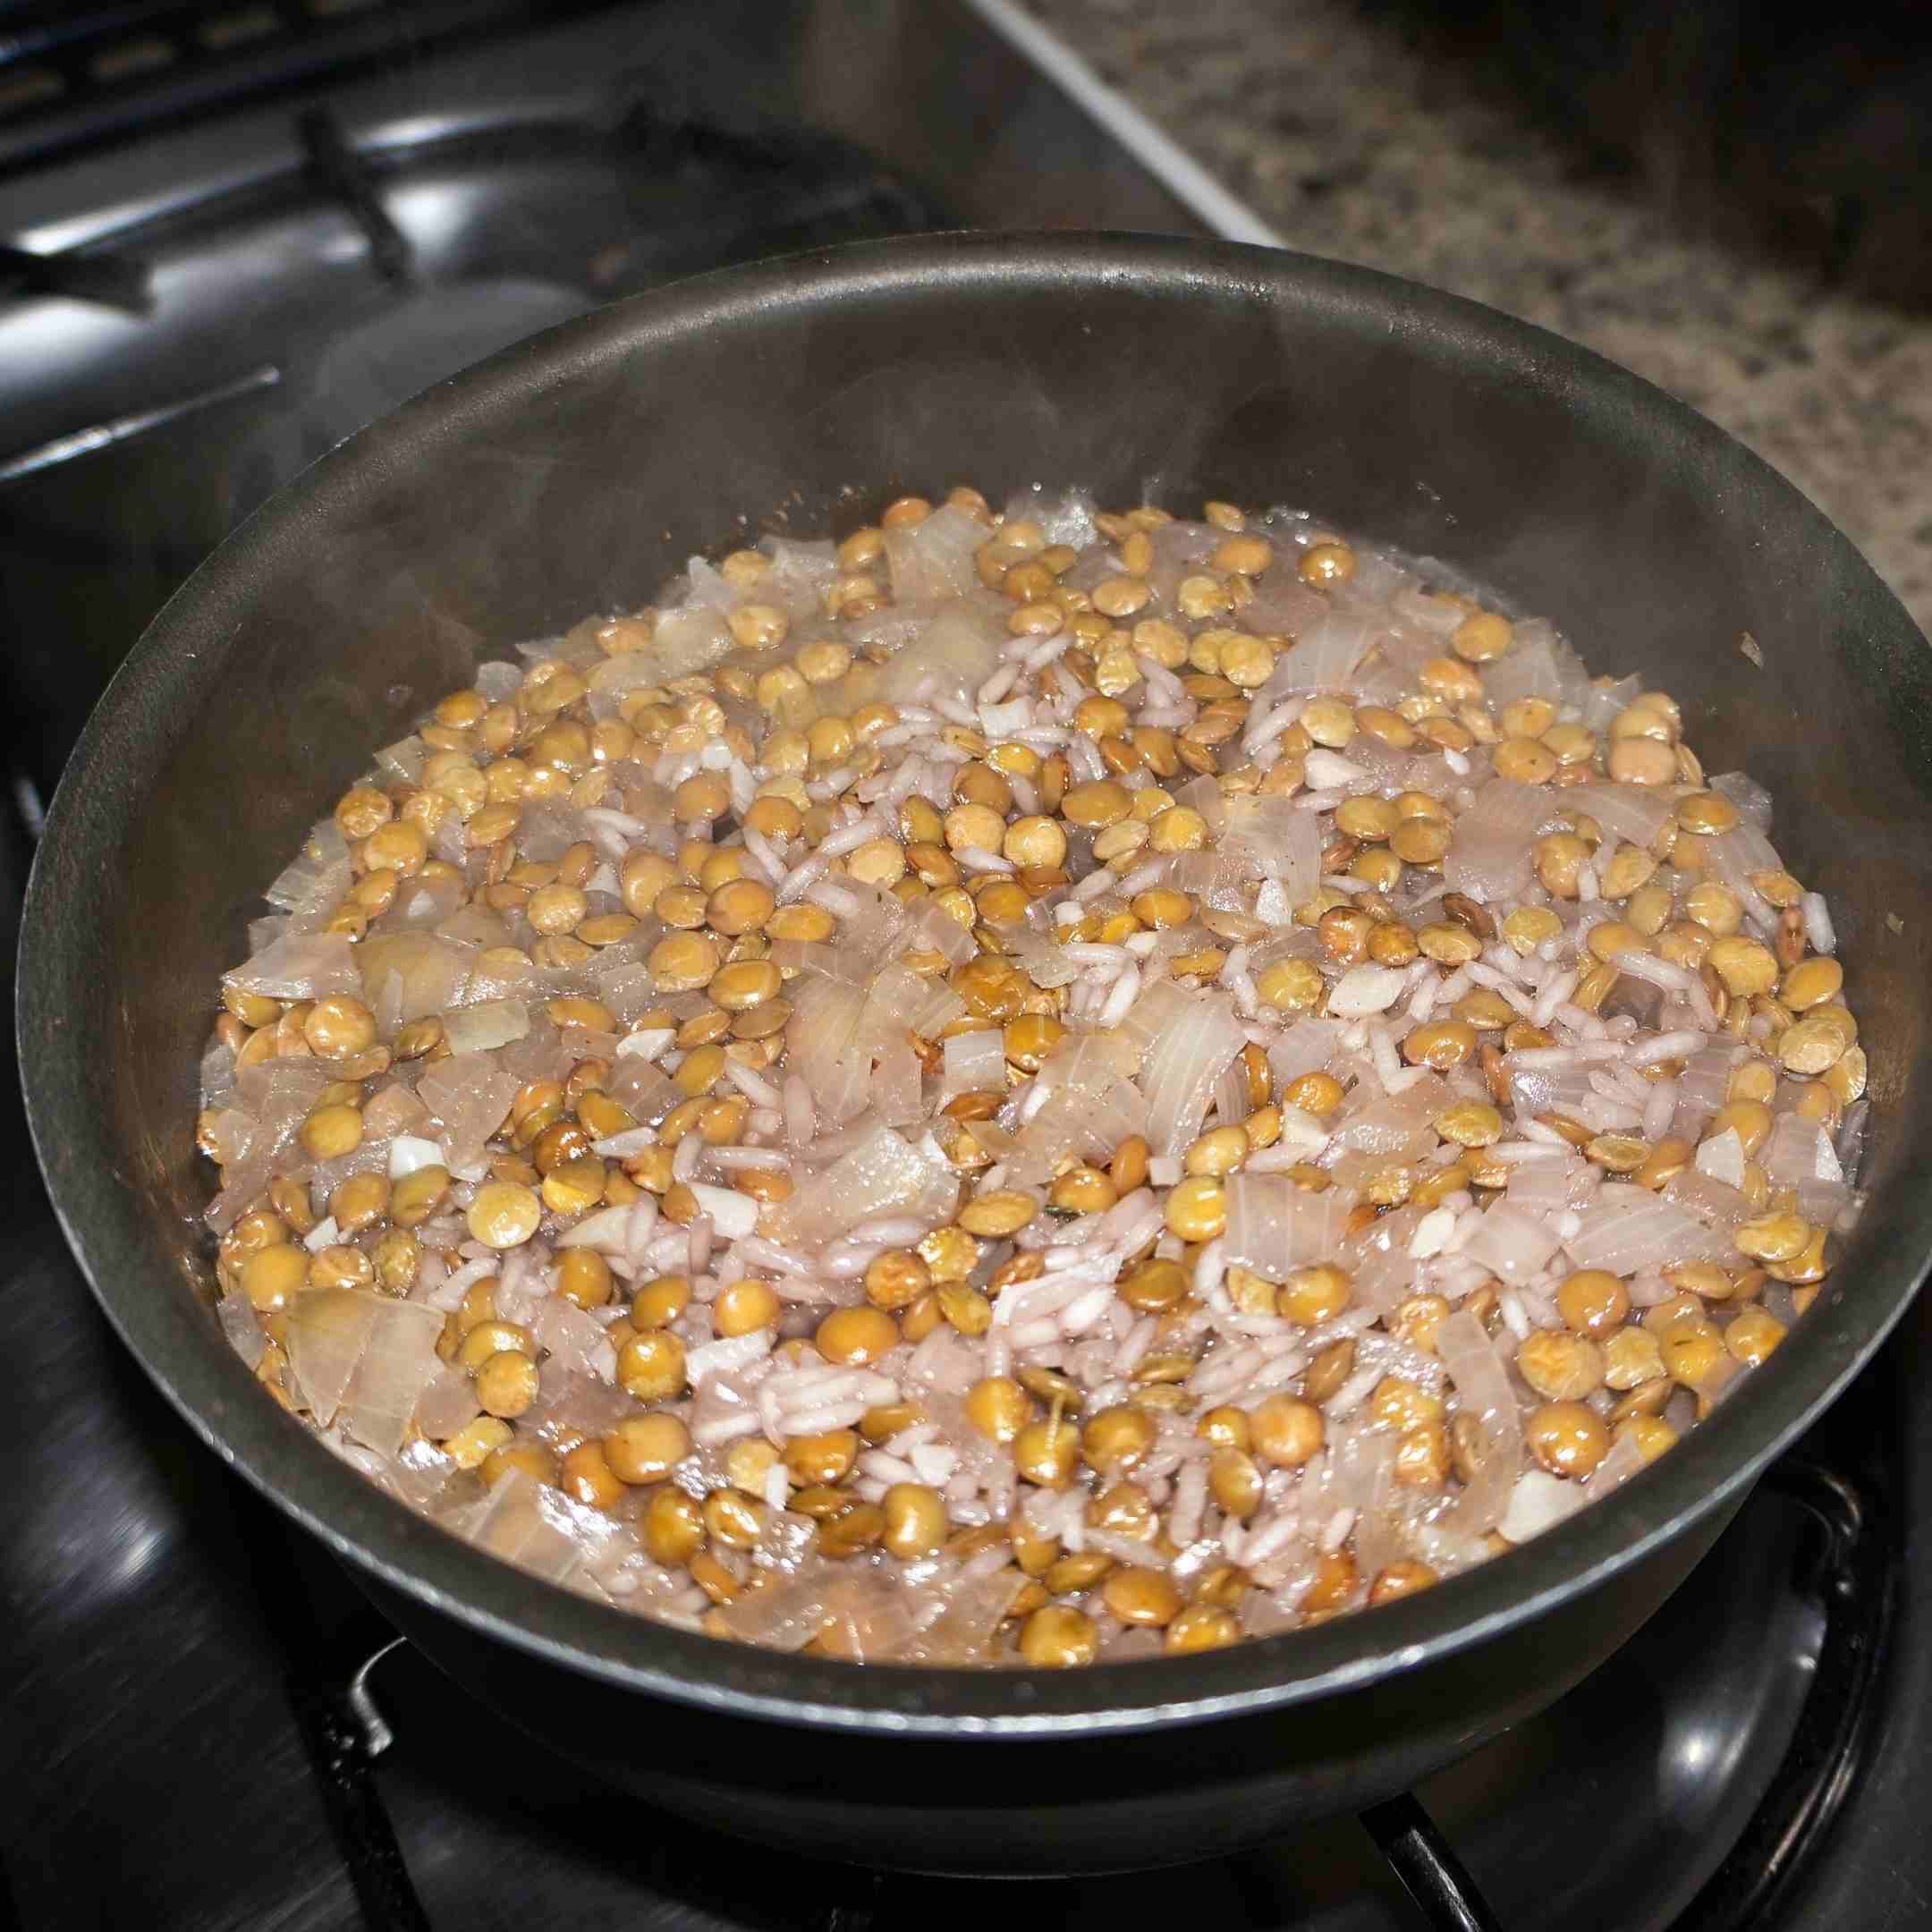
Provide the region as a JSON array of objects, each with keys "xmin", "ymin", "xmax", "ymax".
[
  {"xmin": 1007, "ymin": 1035, "xmax": 1147, "ymax": 1181},
  {"xmin": 763, "ymin": 1124, "xmax": 957, "ymax": 1250},
  {"xmin": 1342, "ymin": 1202, "xmax": 1429, "ymax": 1314},
  {"xmin": 872, "ymin": 1038, "xmax": 925, "ymax": 1127},
  {"xmin": 996, "ymin": 924, "xmax": 1084, "ymax": 988},
  {"xmin": 533, "ymin": 1296, "xmax": 616, "ymax": 1382},
  {"xmin": 1499, "ymin": 1469, "xmax": 1589, "ymax": 1543},
  {"xmin": 364, "ymin": 1084, "xmax": 432, "ymax": 1140},
  {"xmin": 358, "ymin": 930, "xmax": 473, "ymax": 1027},
  {"xmin": 786, "ymin": 975, "xmax": 874, "ymax": 1131},
  {"xmin": 1269, "ymin": 610, "xmax": 1377, "ymax": 693},
  {"xmin": 415, "ymin": 1363, "xmax": 483, "ymax": 1441},
  {"xmin": 1223, "ymin": 1178, "xmax": 1352, "ymax": 1278},
  {"xmin": 1504, "ymin": 1154, "xmax": 1600, "ymax": 1217},
  {"xmin": 1221, "ymin": 795, "xmax": 1322, "ymax": 904},
  {"xmin": 1705, "ymin": 820, "xmax": 1784, "ymax": 894},
  {"xmin": 285, "ymin": 1286, "xmax": 386, "ymax": 1427},
  {"xmin": 1129, "ymin": 981, "xmax": 1246, "ymax": 1156},
  {"xmin": 759, "ymin": 536, "xmax": 841, "ymax": 615},
  {"xmin": 899, "ymin": 1562, "xmax": 1027, "ymax": 1665},
  {"xmin": 1267, "ymin": 1016, "xmax": 1343, "ymax": 1087},
  {"xmin": 941, "ymin": 1030, "xmax": 1006, "ymax": 1100},
  {"xmin": 1762, "ymin": 1112, "xmax": 1843, "ymax": 1186},
  {"xmin": 264, "ymin": 819, "xmax": 352, "ymax": 921},
  {"xmin": 441, "ymin": 997, "xmax": 530, "ymax": 1055},
  {"xmin": 884, "ymin": 504, "xmax": 987, "ymax": 603},
  {"xmin": 418, "ymin": 1052, "xmax": 523, "ymax": 1171},
  {"xmin": 1326, "ymin": 1072, "xmax": 1449, "ymax": 1160},
  {"xmin": 1663, "ymin": 1170, "xmax": 1751, "ymax": 1231},
  {"xmin": 905, "ymin": 895, "xmax": 976, "ymax": 965},
  {"xmin": 1567, "ymin": 781, "xmax": 1677, "ymax": 851},
  {"xmin": 1459, "ymin": 1200, "xmax": 1563, "ymax": 1284},
  {"xmin": 216, "ymin": 1290, "xmax": 267, "ymax": 1370},
  {"xmin": 1237, "ymin": 572, "xmax": 1326, "ymax": 640},
  {"xmin": 462, "ymin": 1469, "xmax": 603, "ymax": 1584},
  {"xmin": 338, "ymin": 1300, "xmax": 446, "ymax": 1456},
  {"xmin": 712, "ymin": 1555, "xmax": 844, "ymax": 1651},
  {"xmin": 1678, "ymin": 1041, "xmax": 1748, "ymax": 1119},
  {"xmin": 1564, "ymin": 1184, "xmax": 1735, "ymax": 1272},
  {"xmin": 1479, "ymin": 621, "xmax": 1585, "ymax": 708},
  {"xmin": 224, "ymin": 930, "xmax": 360, "ymax": 1000},
  {"xmin": 877, "ymin": 603, "xmax": 1011, "ymax": 708},
  {"xmin": 1445, "ymin": 780, "xmax": 1563, "ymax": 903},
  {"xmin": 1586, "ymin": 1431, "xmax": 1652, "ymax": 1497},
  {"xmin": 1436, "ymin": 1309, "xmax": 1522, "ymax": 1534},
  {"xmin": 649, "ymin": 604, "xmax": 734, "ymax": 679},
  {"xmin": 1708, "ymin": 771, "xmax": 1775, "ymax": 832},
  {"xmin": 202, "ymin": 1107, "xmax": 255, "ymax": 1167}
]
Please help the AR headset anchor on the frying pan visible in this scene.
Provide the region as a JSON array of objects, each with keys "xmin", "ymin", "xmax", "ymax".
[{"xmin": 19, "ymin": 233, "xmax": 1932, "ymax": 1875}]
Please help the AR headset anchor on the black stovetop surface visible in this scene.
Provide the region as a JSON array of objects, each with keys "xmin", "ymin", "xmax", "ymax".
[{"xmin": 4, "ymin": 5, "xmax": 1932, "ymax": 1928}]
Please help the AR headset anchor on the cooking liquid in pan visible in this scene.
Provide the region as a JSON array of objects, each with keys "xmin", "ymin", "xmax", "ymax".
[{"xmin": 198, "ymin": 483, "xmax": 1868, "ymax": 1666}]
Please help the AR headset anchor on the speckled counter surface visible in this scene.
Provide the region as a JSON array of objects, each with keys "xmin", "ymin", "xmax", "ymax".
[{"xmin": 1021, "ymin": 0, "xmax": 1932, "ymax": 640}]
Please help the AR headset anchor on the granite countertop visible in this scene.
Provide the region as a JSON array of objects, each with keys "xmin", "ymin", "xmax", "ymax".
[{"xmin": 1024, "ymin": 0, "xmax": 1932, "ymax": 640}]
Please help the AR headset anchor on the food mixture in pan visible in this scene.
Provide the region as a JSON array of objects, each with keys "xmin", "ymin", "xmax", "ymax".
[{"xmin": 198, "ymin": 487, "xmax": 1868, "ymax": 1666}]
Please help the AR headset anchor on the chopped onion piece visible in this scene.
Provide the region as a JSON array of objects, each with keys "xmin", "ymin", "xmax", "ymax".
[
  {"xmin": 553, "ymin": 1203, "xmax": 632, "ymax": 1252},
  {"xmin": 285, "ymin": 1286, "xmax": 385, "ymax": 1427},
  {"xmin": 1499, "ymin": 1469, "xmax": 1590, "ymax": 1544},
  {"xmin": 764, "ymin": 1125, "xmax": 957, "ymax": 1250},
  {"xmin": 1762, "ymin": 1112, "xmax": 1843, "ymax": 1187},
  {"xmin": 224, "ymin": 930, "xmax": 360, "ymax": 1000},
  {"xmin": 1129, "ymin": 981, "xmax": 1245, "ymax": 1156},
  {"xmin": 1267, "ymin": 1017, "xmax": 1343, "ymax": 1086},
  {"xmin": 357, "ymin": 930, "xmax": 473, "ymax": 1025},
  {"xmin": 1566, "ymin": 782, "xmax": 1676, "ymax": 851},
  {"xmin": 615, "ymin": 1027, "xmax": 676, "ymax": 1063},
  {"xmin": 1707, "ymin": 771, "xmax": 1775, "ymax": 832},
  {"xmin": 1587, "ymin": 1430, "xmax": 1653, "ymax": 1496},
  {"xmin": 1221, "ymin": 795, "xmax": 1322, "ymax": 904},
  {"xmin": 1436, "ymin": 1309, "xmax": 1522, "ymax": 1535},
  {"xmin": 884, "ymin": 504, "xmax": 986, "ymax": 602},
  {"xmin": 1445, "ymin": 780, "xmax": 1562, "ymax": 903},
  {"xmin": 216, "ymin": 1291, "xmax": 267, "ymax": 1370},
  {"xmin": 463, "ymin": 1470, "xmax": 594, "ymax": 1584},
  {"xmin": 414, "ymin": 1362, "xmax": 482, "ymax": 1441},
  {"xmin": 1269, "ymin": 610, "xmax": 1377, "ymax": 693},
  {"xmin": 1327, "ymin": 964, "xmax": 1408, "ymax": 1019},
  {"xmin": 1695, "ymin": 1127, "xmax": 1747, "ymax": 1188},
  {"xmin": 1223, "ymin": 1179, "xmax": 1352, "ymax": 1278},
  {"xmin": 339, "ymin": 1300, "xmax": 445, "ymax": 1456},
  {"xmin": 1663, "ymin": 1171, "xmax": 1751, "ymax": 1231},
  {"xmin": 684, "ymin": 1183, "xmax": 758, "ymax": 1241},
  {"xmin": 1459, "ymin": 1201, "xmax": 1563, "ymax": 1284},
  {"xmin": 533, "ymin": 1297, "xmax": 617, "ymax": 1383},
  {"xmin": 419, "ymin": 1052, "xmax": 521, "ymax": 1171},
  {"xmin": 900, "ymin": 1563, "xmax": 1028, "ymax": 1665},
  {"xmin": 941, "ymin": 1030, "xmax": 1006, "ymax": 1100},
  {"xmin": 388, "ymin": 1134, "xmax": 445, "ymax": 1179},
  {"xmin": 1564, "ymin": 1184, "xmax": 1735, "ymax": 1272},
  {"xmin": 441, "ymin": 998, "xmax": 530, "ymax": 1055}
]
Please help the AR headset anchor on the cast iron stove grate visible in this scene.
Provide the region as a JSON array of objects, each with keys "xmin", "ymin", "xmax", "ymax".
[{"xmin": 281, "ymin": 1452, "xmax": 1891, "ymax": 1932}]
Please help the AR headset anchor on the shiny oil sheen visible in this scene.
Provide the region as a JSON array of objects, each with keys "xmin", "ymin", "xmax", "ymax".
[{"xmin": 18, "ymin": 233, "xmax": 1932, "ymax": 1873}]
